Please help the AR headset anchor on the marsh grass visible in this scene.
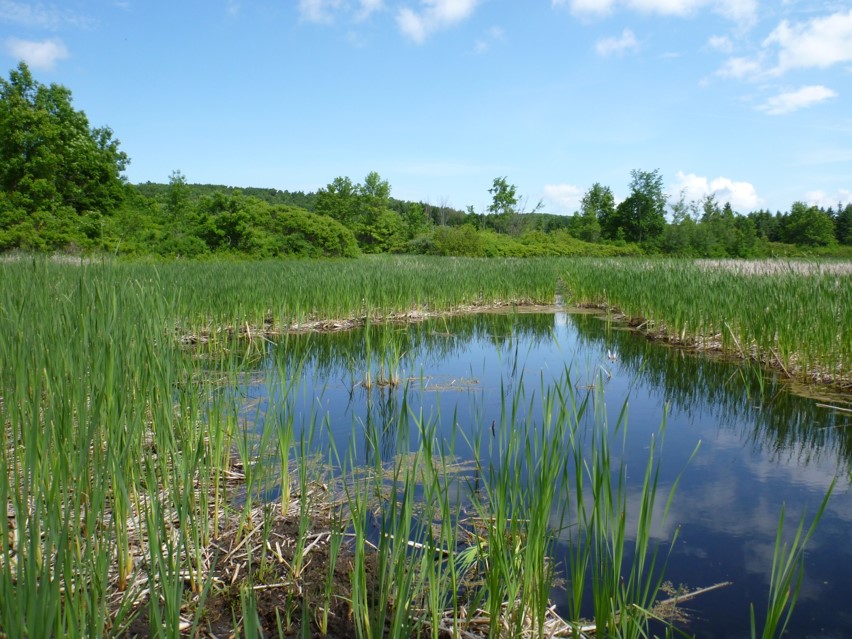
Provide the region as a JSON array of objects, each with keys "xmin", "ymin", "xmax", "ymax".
[
  {"xmin": 0, "ymin": 256, "xmax": 838, "ymax": 638},
  {"xmin": 560, "ymin": 258, "xmax": 851, "ymax": 387},
  {"xmin": 751, "ymin": 481, "xmax": 835, "ymax": 639}
]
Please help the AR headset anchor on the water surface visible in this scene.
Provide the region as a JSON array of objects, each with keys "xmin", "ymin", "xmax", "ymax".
[{"xmin": 237, "ymin": 310, "xmax": 851, "ymax": 638}]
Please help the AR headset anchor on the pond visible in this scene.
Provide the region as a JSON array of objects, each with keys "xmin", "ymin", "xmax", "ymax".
[{"xmin": 232, "ymin": 309, "xmax": 851, "ymax": 638}]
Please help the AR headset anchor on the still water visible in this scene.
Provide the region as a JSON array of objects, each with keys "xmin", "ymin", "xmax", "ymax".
[{"xmin": 236, "ymin": 310, "xmax": 851, "ymax": 638}]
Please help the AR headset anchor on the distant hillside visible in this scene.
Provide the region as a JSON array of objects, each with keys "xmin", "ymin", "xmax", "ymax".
[{"xmin": 134, "ymin": 182, "xmax": 319, "ymax": 210}]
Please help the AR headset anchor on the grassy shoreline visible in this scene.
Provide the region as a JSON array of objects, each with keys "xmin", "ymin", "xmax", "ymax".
[{"xmin": 0, "ymin": 256, "xmax": 844, "ymax": 637}]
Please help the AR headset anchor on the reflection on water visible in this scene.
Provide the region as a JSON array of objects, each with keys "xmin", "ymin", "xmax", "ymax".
[{"xmin": 239, "ymin": 311, "xmax": 851, "ymax": 639}]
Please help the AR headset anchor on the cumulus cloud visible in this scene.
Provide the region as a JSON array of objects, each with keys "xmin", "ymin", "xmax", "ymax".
[
  {"xmin": 543, "ymin": 184, "xmax": 583, "ymax": 214},
  {"xmin": 297, "ymin": 0, "xmax": 382, "ymax": 23},
  {"xmin": 757, "ymin": 85, "xmax": 837, "ymax": 115},
  {"xmin": 715, "ymin": 55, "xmax": 764, "ymax": 79},
  {"xmin": 707, "ymin": 34, "xmax": 732, "ymax": 53},
  {"xmin": 674, "ymin": 171, "xmax": 762, "ymax": 211},
  {"xmin": 805, "ymin": 189, "xmax": 852, "ymax": 208},
  {"xmin": 397, "ymin": 0, "xmax": 478, "ymax": 43},
  {"xmin": 764, "ymin": 9, "xmax": 852, "ymax": 74},
  {"xmin": 4, "ymin": 36, "xmax": 68, "ymax": 70},
  {"xmin": 595, "ymin": 28, "xmax": 639, "ymax": 56},
  {"xmin": 298, "ymin": 0, "xmax": 343, "ymax": 23},
  {"xmin": 0, "ymin": 1, "xmax": 92, "ymax": 29},
  {"xmin": 715, "ymin": 9, "xmax": 852, "ymax": 82},
  {"xmin": 356, "ymin": 0, "xmax": 383, "ymax": 20},
  {"xmin": 553, "ymin": 0, "xmax": 616, "ymax": 17},
  {"xmin": 556, "ymin": 0, "xmax": 756, "ymax": 27}
]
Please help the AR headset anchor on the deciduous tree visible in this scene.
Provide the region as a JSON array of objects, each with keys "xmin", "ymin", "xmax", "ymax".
[
  {"xmin": 0, "ymin": 62, "xmax": 128, "ymax": 249},
  {"xmin": 605, "ymin": 169, "xmax": 666, "ymax": 243},
  {"xmin": 488, "ymin": 177, "xmax": 518, "ymax": 216}
]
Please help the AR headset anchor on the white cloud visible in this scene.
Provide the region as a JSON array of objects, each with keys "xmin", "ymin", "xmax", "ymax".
[
  {"xmin": 626, "ymin": 0, "xmax": 704, "ymax": 17},
  {"xmin": 4, "ymin": 36, "xmax": 68, "ymax": 70},
  {"xmin": 715, "ymin": 55, "xmax": 764, "ymax": 79},
  {"xmin": 298, "ymin": 0, "xmax": 343, "ymax": 23},
  {"xmin": 0, "ymin": 1, "xmax": 91, "ymax": 29},
  {"xmin": 397, "ymin": 0, "xmax": 479, "ymax": 43},
  {"xmin": 297, "ymin": 0, "xmax": 381, "ymax": 24},
  {"xmin": 764, "ymin": 9, "xmax": 852, "ymax": 74},
  {"xmin": 543, "ymin": 184, "xmax": 583, "ymax": 214},
  {"xmin": 708, "ymin": 34, "xmax": 733, "ymax": 53},
  {"xmin": 558, "ymin": 0, "xmax": 756, "ymax": 27},
  {"xmin": 805, "ymin": 189, "xmax": 852, "ymax": 208},
  {"xmin": 473, "ymin": 24, "xmax": 503, "ymax": 54},
  {"xmin": 712, "ymin": 0, "xmax": 757, "ymax": 29},
  {"xmin": 397, "ymin": 7, "xmax": 428, "ymax": 42},
  {"xmin": 595, "ymin": 28, "xmax": 639, "ymax": 56},
  {"xmin": 716, "ymin": 9, "xmax": 852, "ymax": 82},
  {"xmin": 757, "ymin": 85, "xmax": 837, "ymax": 115},
  {"xmin": 356, "ymin": 0, "xmax": 383, "ymax": 20},
  {"xmin": 556, "ymin": 0, "xmax": 616, "ymax": 17},
  {"xmin": 674, "ymin": 171, "xmax": 763, "ymax": 210}
]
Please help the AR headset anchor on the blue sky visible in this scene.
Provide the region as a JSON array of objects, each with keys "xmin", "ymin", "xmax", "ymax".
[{"xmin": 2, "ymin": 0, "xmax": 851, "ymax": 215}]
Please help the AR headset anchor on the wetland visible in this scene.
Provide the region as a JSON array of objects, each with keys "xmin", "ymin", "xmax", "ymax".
[{"xmin": 1, "ymin": 256, "xmax": 849, "ymax": 638}]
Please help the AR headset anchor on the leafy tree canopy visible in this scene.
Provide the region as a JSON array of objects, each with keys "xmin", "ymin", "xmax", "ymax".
[
  {"xmin": 487, "ymin": 177, "xmax": 518, "ymax": 216},
  {"xmin": 0, "ymin": 62, "xmax": 128, "ymax": 218},
  {"xmin": 603, "ymin": 169, "xmax": 666, "ymax": 243}
]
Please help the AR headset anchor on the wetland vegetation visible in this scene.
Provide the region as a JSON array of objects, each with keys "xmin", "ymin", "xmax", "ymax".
[
  {"xmin": 3, "ymin": 63, "xmax": 852, "ymax": 260},
  {"xmin": 1, "ymin": 256, "xmax": 849, "ymax": 638},
  {"xmin": 2, "ymin": 60, "xmax": 851, "ymax": 639}
]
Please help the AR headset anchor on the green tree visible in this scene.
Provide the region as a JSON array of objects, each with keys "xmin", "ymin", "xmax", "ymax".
[
  {"xmin": 608, "ymin": 169, "xmax": 667, "ymax": 243},
  {"xmin": 165, "ymin": 170, "xmax": 190, "ymax": 220},
  {"xmin": 783, "ymin": 202, "xmax": 836, "ymax": 246},
  {"xmin": 359, "ymin": 170, "xmax": 391, "ymax": 221},
  {"xmin": 835, "ymin": 203, "xmax": 852, "ymax": 245},
  {"xmin": 270, "ymin": 205, "xmax": 360, "ymax": 258},
  {"xmin": 748, "ymin": 209, "xmax": 783, "ymax": 242},
  {"xmin": 355, "ymin": 171, "xmax": 405, "ymax": 252},
  {"xmin": 659, "ymin": 192, "xmax": 698, "ymax": 255},
  {"xmin": 578, "ymin": 182, "xmax": 614, "ymax": 242},
  {"xmin": 0, "ymin": 62, "xmax": 128, "ymax": 249},
  {"xmin": 314, "ymin": 176, "xmax": 359, "ymax": 226},
  {"xmin": 732, "ymin": 214, "xmax": 758, "ymax": 257},
  {"xmin": 488, "ymin": 177, "xmax": 518, "ymax": 215},
  {"xmin": 398, "ymin": 201, "xmax": 431, "ymax": 240}
]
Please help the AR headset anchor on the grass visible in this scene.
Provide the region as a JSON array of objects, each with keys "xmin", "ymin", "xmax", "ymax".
[
  {"xmin": 0, "ymin": 255, "xmax": 841, "ymax": 637},
  {"xmin": 560, "ymin": 258, "xmax": 852, "ymax": 387}
]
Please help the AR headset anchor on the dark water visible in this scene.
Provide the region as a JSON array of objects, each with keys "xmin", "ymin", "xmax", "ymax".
[{"xmin": 236, "ymin": 310, "xmax": 852, "ymax": 638}]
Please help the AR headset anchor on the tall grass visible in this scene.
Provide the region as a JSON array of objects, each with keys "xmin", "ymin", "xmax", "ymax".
[
  {"xmin": 127, "ymin": 255, "xmax": 561, "ymax": 334},
  {"xmin": 0, "ymin": 256, "xmax": 838, "ymax": 638},
  {"xmin": 560, "ymin": 258, "xmax": 851, "ymax": 385},
  {"xmin": 0, "ymin": 259, "xmax": 263, "ymax": 637}
]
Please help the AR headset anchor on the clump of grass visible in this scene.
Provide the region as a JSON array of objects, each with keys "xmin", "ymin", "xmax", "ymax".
[
  {"xmin": 751, "ymin": 480, "xmax": 835, "ymax": 639},
  {"xmin": 560, "ymin": 258, "xmax": 851, "ymax": 387}
]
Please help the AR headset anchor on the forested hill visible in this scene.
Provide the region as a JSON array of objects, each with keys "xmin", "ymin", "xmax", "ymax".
[
  {"xmin": 2, "ymin": 62, "xmax": 851, "ymax": 259},
  {"xmin": 134, "ymin": 182, "xmax": 319, "ymax": 211}
]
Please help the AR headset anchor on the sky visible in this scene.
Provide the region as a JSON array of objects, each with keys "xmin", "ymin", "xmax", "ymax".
[{"xmin": 1, "ymin": 0, "xmax": 851, "ymax": 215}]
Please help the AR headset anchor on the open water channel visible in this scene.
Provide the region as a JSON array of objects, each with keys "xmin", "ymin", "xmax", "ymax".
[{"xmin": 235, "ymin": 309, "xmax": 851, "ymax": 638}]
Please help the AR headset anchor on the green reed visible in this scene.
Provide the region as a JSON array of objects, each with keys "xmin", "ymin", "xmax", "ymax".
[
  {"xmin": 0, "ymin": 259, "xmax": 257, "ymax": 636},
  {"xmin": 560, "ymin": 258, "xmax": 851, "ymax": 385},
  {"xmin": 104, "ymin": 255, "xmax": 561, "ymax": 333},
  {"xmin": 0, "ymin": 256, "xmax": 839, "ymax": 638},
  {"xmin": 751, "ymin": 480, "xmax": 835, "ymax": 639}
]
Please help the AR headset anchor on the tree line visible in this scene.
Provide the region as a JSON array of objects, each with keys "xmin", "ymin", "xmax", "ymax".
[{"xmin": 1, "ymin": 62, "xmax": 850, "ymax": 259}]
